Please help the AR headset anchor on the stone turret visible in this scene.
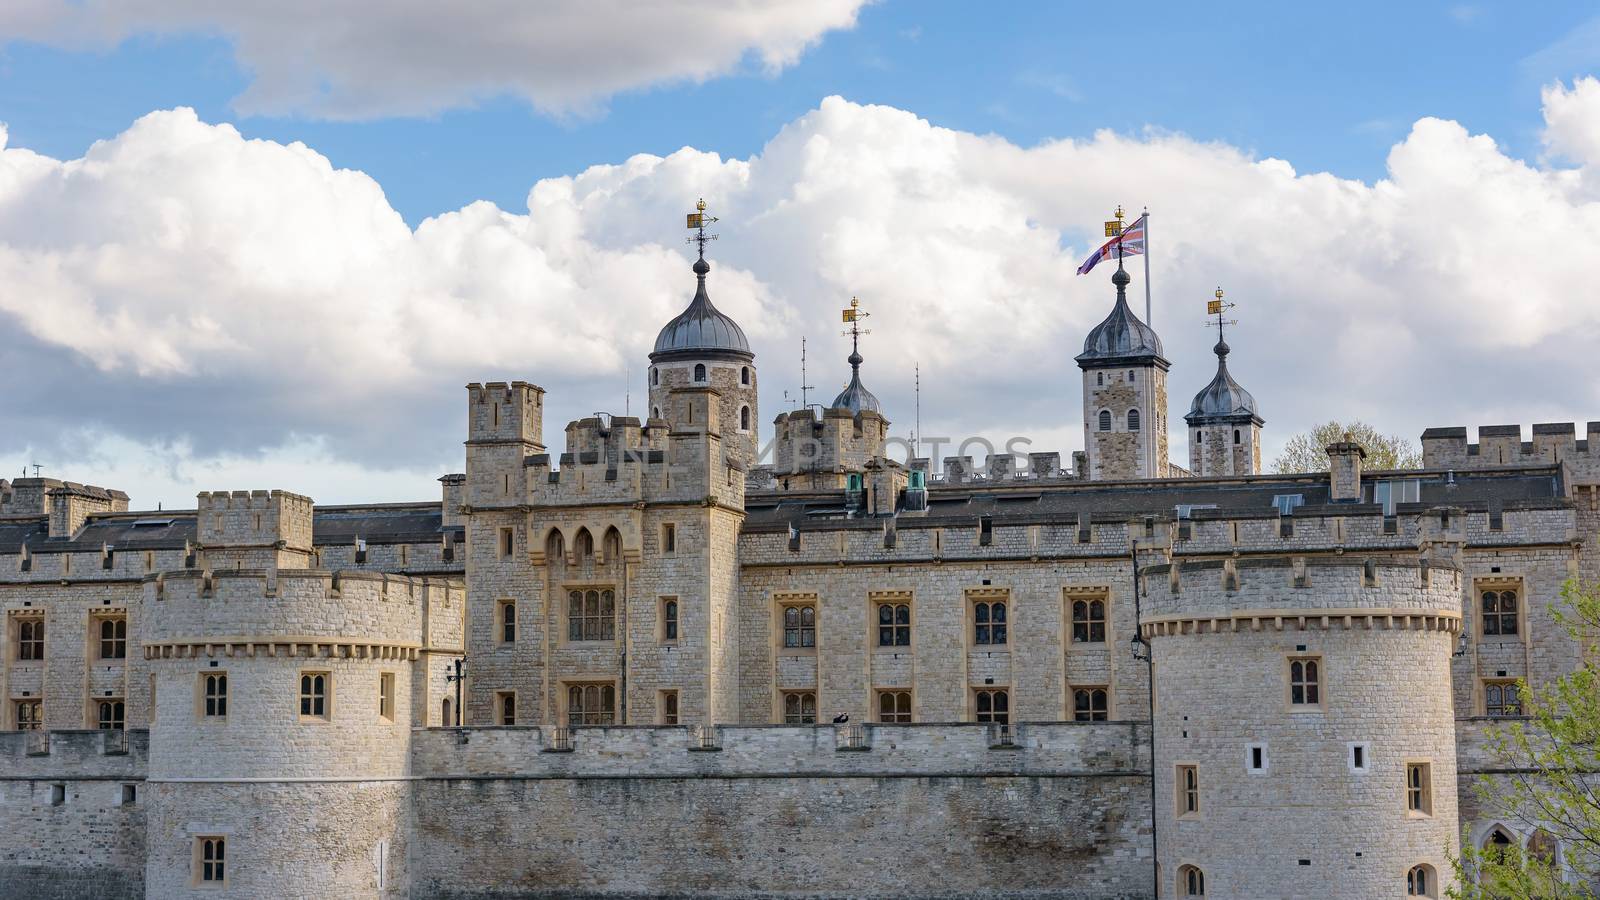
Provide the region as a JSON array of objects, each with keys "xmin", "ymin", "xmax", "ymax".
[
  {"xmin": 1077, "ymin": 263, "xmax": 1170, "ymax": 480},
  {"xmin": 1185, "ymin": 332, "xmax": 1264, "ymax": 476}
]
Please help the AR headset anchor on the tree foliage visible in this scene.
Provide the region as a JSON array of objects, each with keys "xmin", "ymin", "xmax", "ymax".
[
  {"xmin": 1449, "ymin": 579, "xmax": 1600, "ymax": 898},
  {"xmin": 1270, "ymin": 420, "xmax": 1422, "ymax": 473}
]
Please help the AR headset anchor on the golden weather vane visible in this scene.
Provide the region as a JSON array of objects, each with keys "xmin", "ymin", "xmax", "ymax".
[
  {"xmin": 1205, "ymin": 286, "xmax": 1237, "ymax": 343},
  {"xmin": 686, "ymin": 198, "xmax": 719, "ymax": 259}
]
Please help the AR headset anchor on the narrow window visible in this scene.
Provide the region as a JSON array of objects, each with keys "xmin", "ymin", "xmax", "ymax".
[
  {"xmin": 1197, "ymin": 430, "xmax": 1204, "ymax": 444},
  {"xmin": 1179, "ymin": 864, "xmax": 1205, "ymax": 896},
  {"xmin": 203, "ymin": 673, "xmax": 227, "ymax": 718},
  {"xmin": 782, "ymin": 604, "xmax": 815, "ymax": 649},
  {"xmin": 693, "ymin": 363, "xmax": 706, "ymax": 382},
  {"xmin": 1176, "ymin": 765, "xmax": 1200, "ymax": 818},
  {"xmin": 1072, "ymin": 599, "xmax": 1107, "ymax": 643},
  {"xmin": 499, "ymin": 527, "xmax": 514, "ymax": 558},
  {"xmin": 197, "ymin": 836, "xmax": 226, "ymax": 885},
  {"xmin": 499, "ymin": 600, "xmax": 516, "ymax": 643},
  {"xmin": 740, "ymin": 405, "xmax": 750, "ymax": 430},
  {"xmin": 876, "ymin": 602, "xmax": 911, "ymax": 647},
  {"xmin": 1247, "ymin": 743, "xmax": 1267, "ymax": 773},
  {"xmin": 782, "ymin": 690, "xmax": 817, "ymax": 724},
  {"xmin": 973, "ymin": 599, "xmax": 1007, "ymax": 645},
  {"xmin": 120, "ymin": 784, "xmax": 137, "ymax": 805},
  {"xmin": 1234, "ymin": 428, "xmax": 1241, "ymax": 445},
  {"xmin": 740, "ymin": 366, "xmax": 750, "ymax": 385},
  {"xmin": 498, "ymin": 692, "xmax": 516, "ymax": 726},
  {"xmin": 660, "ymin": 690, "xmax": 679, "ymax": 725},
  {"xmin": 441, "ymin": 697, "xmax": 454, "ymax": 728},
  {"xmin": 299, "ymin": 672, "xmax": 329, "ymax": 720},
  {"xmin": 567, "ymin": 683, "xmax": 616, "ymax": 725},
  {"xmin": 662, "ymin": 523, "xmax": 676, "ymax": 554},
  {"xmin": 1073, "ymin": 687, "xmax": 1108, "ymax": 721},
  {"xmin": 97, "ymin": 699, "xmax": 125, "ymax": 730},
  {"xmin": 1128, "ymin": 409, "xmax": 1141, "ymax": 431},
  {"xmin": 1484, "ymin": 679, "xmax": 1522, "ymax": 716},
  {"xmin": 662, "ymin": 598, "xmax": 679, "ymax": 642},
  {"xmin": 1096, "ymin": 372, "xmax": 1103, "ymax": 386},
  {"xmin": 1349, "ymin": 742, "xmax": 1370, "ymax": 773},
  {"xmin": 877, "ymin": 690, "xmax": 912, "ymax": 723},
  {"xmin": 15, "ymin": 700, "xmax": 42, "ymax": 730},
  {"xmin": 1481, "ymin": 588, "xmax": 1519, "ymax": 636},
  {"xmin": 974, "ymin": 688, "xmax": 1009, "ymax": 724},
  {"xmin": 98, "ymin": 618, "xmax": 127, "ymax": 660},
  {"xmin": 50, "ymin": 783, "xmax": 64, "ymax": 806},
  {"xmin": 1407, "ymin": 863, "xmax": 1435, "ymax": 897},
  {"xmin": 379, "ymin": 672, "xmax": 395, "ymax": 722},
  {"xmin": 1406, "ymin": 762, "xmax": 1432, "ymax": 816},
  {"xmin": 1098, "ymin": 409, "xmax": 1112, "ymax": 432},
  {"xmin": 17, "ymin": 619, "xmax": 43, "ymax": 661},
  {"xmin": 1288, "ymin": 656, "xmax": 1322, "ymax": 706},
  {"xmin": 651, "ymin": 367, "xmax": 659, "ymax": 386}
]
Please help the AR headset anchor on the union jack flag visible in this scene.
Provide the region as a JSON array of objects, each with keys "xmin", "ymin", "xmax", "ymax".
[{"xmin": 1076, "ymin": 214, "xmax": 1146, "ymax": 275}]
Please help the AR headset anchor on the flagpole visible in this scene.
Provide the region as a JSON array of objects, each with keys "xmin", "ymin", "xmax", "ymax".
[{"xmin": 1143, "ymin": 208, "xmax": 1152, "ymax": 325}]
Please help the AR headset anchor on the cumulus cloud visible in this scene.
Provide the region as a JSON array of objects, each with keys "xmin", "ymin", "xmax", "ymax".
[
  {"xmin": 0, "ymin": 0, "xmax": 868, "ymax": 119},
  {"xmin": 5, "ymin": 83, "xmax": 1600, "ymax": 505}
]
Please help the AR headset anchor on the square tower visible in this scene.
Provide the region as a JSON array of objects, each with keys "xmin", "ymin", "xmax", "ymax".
[{"xmin": 1076, "ymin": 267, "xmax": 1170, "ymax": 480}]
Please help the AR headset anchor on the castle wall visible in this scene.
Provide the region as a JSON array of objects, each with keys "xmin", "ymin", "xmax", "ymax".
[{"xmin": 409, "ymin": 722, "xmax": 1153, "ymax": 899}]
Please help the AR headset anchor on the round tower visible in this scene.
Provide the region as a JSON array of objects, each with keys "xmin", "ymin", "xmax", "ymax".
[
  {"xmin": 1141, "ymin": 555, "xmax": 1461, "ymax": 898},
  {"xmin": 1076, "ymin": 263, "xmax": 1170, "ymax": 480},
  {"xmin": 648, "ymin": 201, "xmax": 758, "ymax": 469},
  {"xmin": 140, "ymin": 566, "xmax": 462, "ymax": 898}
]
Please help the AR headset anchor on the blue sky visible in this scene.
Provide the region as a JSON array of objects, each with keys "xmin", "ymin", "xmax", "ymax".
[
  {"xmin": 3, "ymin": 1, "xmax": 1600, "ymax": 507},
  {"xmin": 4, "ymin": 2, "xmax": 1595, "ymax": 225}
]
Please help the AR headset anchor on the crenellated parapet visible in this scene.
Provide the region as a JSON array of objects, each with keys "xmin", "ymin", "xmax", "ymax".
[
  {"xmin": 769, "ymin": 405, "xmax": 889, "ymax": 490},
  {"xmin": 1422, "ymin": 421, "xmax": 1600, "ymax": 479}
]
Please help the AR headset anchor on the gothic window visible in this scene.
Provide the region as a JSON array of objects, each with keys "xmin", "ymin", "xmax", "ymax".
[
  {"xmin": 661, "ymin": 598, "xmax": 679, "ymax": 642},
  {"xmin": 1484, "ymin": 680, "xmax": 1521, "ymax": 717},
  {"xmin": 1482, "ymin": 589, "xmax": 1519, "ymax": 636},
  {"xmin": 1071, "ymin": 599, "xmax": 1106, "ymax": 643},
  {"xmin": 567, "ymin": 683, "xmax": 615, "ymax": 725},
  {"xmin": 197, "ymin": 836, "xmax": 226, "ymax": 884},
  {"xmin": 1196, "ymin": 430, "xmax": 1204, "ymax": 444},
  {"xmin": 568, "ymin": 589, "xmax": 617, "ymax": 642},
  {"xmin": 652, "ymin": 406, "xmax": 660, "ymax": 419},
  {"xmin": 660, "ymin": 690, "xmax": 679, "ymax": 725},
  {"xmin": 1098, "ymin": 410, "xmax": 1112, "ymax": 431},
  {"xmin": 499, "ymin": 600, "xmax": 516, "ymax": 643},
  {"xmin": 203, "ymin": 673, "xmax": 227, "ymax": 718},
  {"xmin": 299, "ymin": 672, "xmax": 329, "ymax": 720},
  {"xmin": 1406, "ymin": 762, "xmax": 1432, "ymax": 815},
  {"xmin": 1407, "ymin": 864, "xmax": 1436, "ymax": 897},
  {"xmin": 1073, "ymin": 687, "xmax": 1108, "ymax": 721},
  {"xmin": 876, "ymin": 603, "xmax": 911, "ymax": 647},
  {"xmin": 740, "ymin": 406, "xmax": 750, "ymax": 430},
  {"xmin": 97, "ymin": 700, "xmax": 124, "ymax": 730},
  {"xmin": 17, "ymin": 619, "xmax": 43, "ymax": 661},
  {"xmin": 575, "ymin": 529, "xmax": 593, "ymax": 561},
  {"xmin": 498, "ymin": 692, "xmax": 516, "ymax": 725},
  {"xmin": 783, "ymin": 604, "xmax": 815, "ymax": 650},
  {"xmin": 15, "ymin": 700, "xmax": 41, "ymax": 730},
  {"xmin": 973, "ymin": 600, "xmax": 1007, "ymax": 645},
  {"xmin": 1179, "ymin": 865, "xmax": 1205, "ymax": 896},
  {"xmin": 782, "ymin": 690, "xmax": 816, "ymax": 724},
  {"xmin": 878, "ymin": 690, "xmax": 911, "ymax": 723},
  {"xmin": 974, "ymin": 688, "xmax": 1009, "ymax": 724},
  {"xmin": 693, "ymin": 363, "xmax": 706, "ymax": 382},
  {"xmin": 98, "ymin": 618, "xmax": 126, "ymax": 660},
  {"xmin": 1527, "ymin": 830, "xmax": 1560, "ymax": 868},
  {"xmin": 1128, "ymin": 409, "xmax": 1141, "ymax": 431},
  {"xmin": 1176, "ymin": 765, "xmax": 1200, "ymax": 818},
  {"xmin": 741, "ymin": 366, "xmax": 750, "ymax": 385},
  {"xmin": 1288, "ymin": 656, "xmax": 1321, "ymax": 706}
]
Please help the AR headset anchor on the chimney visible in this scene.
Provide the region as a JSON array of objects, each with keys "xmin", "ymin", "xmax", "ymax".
[{"xmin": 1327, "ymin": 437, "xmax": 1367, "ymax": 502}]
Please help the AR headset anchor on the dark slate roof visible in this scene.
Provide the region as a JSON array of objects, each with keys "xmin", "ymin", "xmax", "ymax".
[
  {"xmin": 830, "ymin": 350, "xmax": 881, "ymax": 415},
  {"xmin": 1076, "ymin": 267, "xmax": 1165, "ymax": 367},
  {"xmin": 1186, "ymin": 339, "xmax": 1262, "ymax": 425},
  {"xmin": 313, "ymin": 505, "xmax": 455, "ymax": 544},
  {"xmin": 651, "ymin": 258, "xmax": 752, "ymax": 360},
  {"xmin": 0, "ymin": 503, "xmax": 456, "ymax": 553}
]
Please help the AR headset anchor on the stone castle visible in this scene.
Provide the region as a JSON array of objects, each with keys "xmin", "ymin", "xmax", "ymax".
[{"xmin": 0, "ymin": 215, "xmax": 1594, "ymax": 899}]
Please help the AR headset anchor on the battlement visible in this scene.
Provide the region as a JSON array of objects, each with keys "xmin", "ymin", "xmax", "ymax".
[
  {"xmin": 467, "ymin": 380, "xmax": 546, "ymax": 448},
  {"xmin": 769, "ymin": 405, "xmax": 890, "ymax": 488},
  {"xmin": 1421, "ymin": 421, "xmax": 1600, "ymax": 472},
  {"xmin": 195, "ymin": 489, "xmax": 314, "ymax": 562}
]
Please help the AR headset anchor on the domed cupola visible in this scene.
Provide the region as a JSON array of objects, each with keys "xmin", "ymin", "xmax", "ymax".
[
  {"xmin": 1184, "ymin": 288, "xmax": 1264, "ymax": 477},
  {"xmin": 831, "ymin": 348, "xmax": 880, "ymax": 415},
  {"xmin": 650, "ymin": 255, "xmax": 753, "ymax": 363},
  {"xmin": 1075, "ymin": 268, "xmax": 1167, "ymax": 367},
  {"xmin": 1185, "ymin": 337, "xmax": 1261, "ymax": 425}
]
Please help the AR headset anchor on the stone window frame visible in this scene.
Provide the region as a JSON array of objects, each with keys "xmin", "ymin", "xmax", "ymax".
[
  {"xmin": 192, "ymin": 835, "xmax": 227, "ymax": 887},
  {"xmin": 498, "ymin": 526, "xmax": 515, "ymax": 559},
  {"xmin": 298, "ymin": 670, "xmax": 332, "ymax": 722},
  {"xmin": 13, "ymin": 698, "xmax": 42, "ymax": 730},
  {"xmin": 658, "ymin": 689, "xmax": 679, "ymax": 725},
  {"xmin": 659, "ymin": 596, "xmax": 680, "ymax": 645},
  {"xmin": 378, "ymin": 672, "xmax": 396, "ymax": 722},
  {"xmin": 97, "ymin": 698, "xmax": 125, "ymax": 730},
  {"xmin": 13, "ymin": 613, "xmax": 44, "ymax": 662},
  {"xmin": 197, "ymin": 672, "xmax": 228, "ymax": 719},
  {"xmin": 781, "ymin": 689, "xmax": 817, "ymax": 725},
  {"xmin": 972, "ymin": 687, "xmax": 1009, "ymax": 724},
  {"xmin": 1475, "ymin": 577, "xmax": 1525, "ymax": 641},
  {"xmin": 1482, "ymin": 678, "xmax": 1523, "ymax": 717},
  {"xmin": 1177, "ymin": 863, "xmax": 1205, "ymax": 896},
  {"xmin": 876, "ymin": 688, "xmax": 912, "ymax": 723},
  {"xmin": 1175, "ymin": 763, "xmax": 1202, "ymax": 820},
  {"xmin": 1406, "ymin": 862, "xmax": 1437, "ymax": 897},
  {"xmin": 1245, "ymin": 742, "xmax": 1268, "ymax": 775},
  {"xmin": 563, "ymin": 584, "xmax": 619, "ymax": 645},
  {"xmin": 870, "ymin": 590, "xmax": 914, "ymax": 651},
  {"xmin": 1284, "ymin": 653, "xmax": 1325, "ymax": 711},
  {"xmin": 94, "ymin": 613, "xmax": 128, "ymax": 661},
  {"xmin": 967, "ymin": 588, "xmax": 1009, "ymax": 648},
  {"xmin": 497, "ymin": 599, "xmax": 517, "ymax": 644},
  {"xmin": 1068, "ymin": 590, "xmax": 1109, "ymax": 644},
  {"xmin": 1404, "ymin": 760, "xmax": 1433, "ymax": 817},
  {"xmin": 563, "ymin": 680, "xmax": 617, "ymax": 725},
  {"xmin": 774, "ymin": 592, "xmax": 817, "ymax": 656},
  {"xmin": 661, "ymin": 522, "xmax": 676, "ymax": 555},
  {"xmin": 1071, "ymin": 685, "xmax": 1109, "ymax": 721},
  {"xmin": 496, "ymin": 690, "xmax": 517, "ymax": 726},
  {"xmin": 1347, "ymin": 741, "xmax": 1372, "ymax": 774}
]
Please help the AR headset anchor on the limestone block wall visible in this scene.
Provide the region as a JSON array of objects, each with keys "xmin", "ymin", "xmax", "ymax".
[
  {"xmin": 409, "ymin": 722, "xmax": 1153, "ymax": 900},
  {"xmin": 648, "ymin": 356, "xmax": 758, "ymax": 469},
  {"xmin": 1422, "ymin": 422, "xmax": 1600, "ymax": 484},
  {"xmin": 1, "ymin": 579, "xmax": 148, "ymax": 731},
  {"xmin": 1142, "ymin": 557, "xmax": 1462, "ymax": 899},
  {"xmin": 0, "ymin": 729, "xmax": 147, "ymax": 900}
]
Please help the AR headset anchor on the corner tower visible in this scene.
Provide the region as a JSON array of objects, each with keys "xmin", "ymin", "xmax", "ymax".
[
  {"xmin": 1185, "ymin": 289, "xmax": 1263, "ymax": 475},
  {"xmin": 1076, "ymin": 262, "xmax": 1170, "ymax": 480},
  {"xmin": 648, "ymin": 200, "xmax": 759, "ymax": 469}
]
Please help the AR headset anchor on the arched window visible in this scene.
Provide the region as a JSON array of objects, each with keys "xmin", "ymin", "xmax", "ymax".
[
  {"xmin": 500, "ymin": 601, "xmax": 516, "ymax": 643},
  {"xmin": 299, "ymin": 673, "xmax": 328, "ymax": 719},
  {"xmin": 1178, "ymin": 864, "xmax": 1205, "ymax": 896},
  {"xmin": 575, "ymin": 529, "xmax": 593, "ymax": 561},
  {"xmin": 741, "ymin": 366, "xmax": 750, "ymax": 385},
  {"xmin": 99, "ymin": 618, "xmax": 126, "ymax": 659},
  {"xmin": 500, "ymin": 693, "xmax": 516, "ymax": 726},
  {"xmin": 973, "ymin": 600, "xmax": 1006, "ymax": 645},
  {"xmin": 1128, "ymin": 409, "xmax": 1141, "ymax": 431},
  {"xmin": 876, "ymin": 603, "xmax": 911, "ymax": 646},
  {"xmin": 1197, "ymin": 430, "xmax": 1204, "ymax": 444},
  {"xmin": 783, "ymin": 691, "xmax": 817, "ymax": 724},
  {"xmin": 441, "ymin": 697, "xmax": 454, "ymax": 727},
  {"xmin": 740, "ymin": 406, "xmax": 750, "ymax": 430},
  {"xmin": 651, "ymin": 367, "xmax": 658, "ymax": 386},
  {"xmin": 18, "ymin": 619, "xmax": 42, "ymax": 660},
  {"xmin": 568, "ymin": 683, "xmax": 616, "ymax": 724},
  {"xmin": 97, "ymin": 700, "xmax": 124, "ymax": 730},
  {"xmin": 1073, "ymin": 687, "xmax": 1108, "ymax": 721},
  {"xmin": 1096, "ymin": 373, "xmax": 1103, "ymax": 386},
  {"xmin": 1527, "ymin": 829, "xmax": 1560, "ymax": 870},
  {"xmin": 1072, "ymin": 599, "xmax": 1106, "ymax": 642},
  {"xmin": 662, "ymin": 599, "xmax": 678, "ymax": 641},
  {"xmin": 1483, "ymin": 589, "xmax": 1519, "ymax": 635},
  {"xmin": 1098, "ymin": 410, "xmax": 1112, "ymax": 432},
  {"xmin": 652, "ymin": 406, "xmax": 660, "ymax": 419},
  {"xmin": 1233, "ymin": 428, "xmax": 1241, "ymax": 445},
  {"xmin": 1406, "ymin": 863, "xmax": 1436, "ymax": 896},
  {"xmin": 1127, "ymin": 370, "xmax": 1135, "ymax": 381},
  {"xmin": 693, "ymin": 363, "xmax": 706, "ymax": 382}
]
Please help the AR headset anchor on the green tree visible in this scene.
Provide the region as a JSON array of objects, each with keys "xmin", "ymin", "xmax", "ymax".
[
  {"xmin": 1270, "ymin": 420, "xmax": 1421, "ymax": 473},
  {"xmin": 1449, "ymin": 578, "xmax": 1600, "ymax": 898}
]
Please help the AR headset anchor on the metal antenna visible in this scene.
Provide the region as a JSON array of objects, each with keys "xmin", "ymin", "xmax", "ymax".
[
  {"xmin": 913, "ymin": 363, "xmax": 921, "ymax": 456},
  {"xmin": 30, "ymin": 463, "xmax": 42, "ymax": 478},
  {"xmin": 799, "ymin": 337, "xmax": 815, "ymax": 411}
]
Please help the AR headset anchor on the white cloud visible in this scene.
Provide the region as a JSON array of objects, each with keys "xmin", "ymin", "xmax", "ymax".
[
  {"xmin": 1541, "ymin": 77, "xmax": 1600, "ymax": 166},
  {"xmin": 5, "ymin": 85, "xmax": 1600, "ymax": 507},
  {"xmin": 0, "ymin": 0, "xmax": 869, "ymax": 119}
]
